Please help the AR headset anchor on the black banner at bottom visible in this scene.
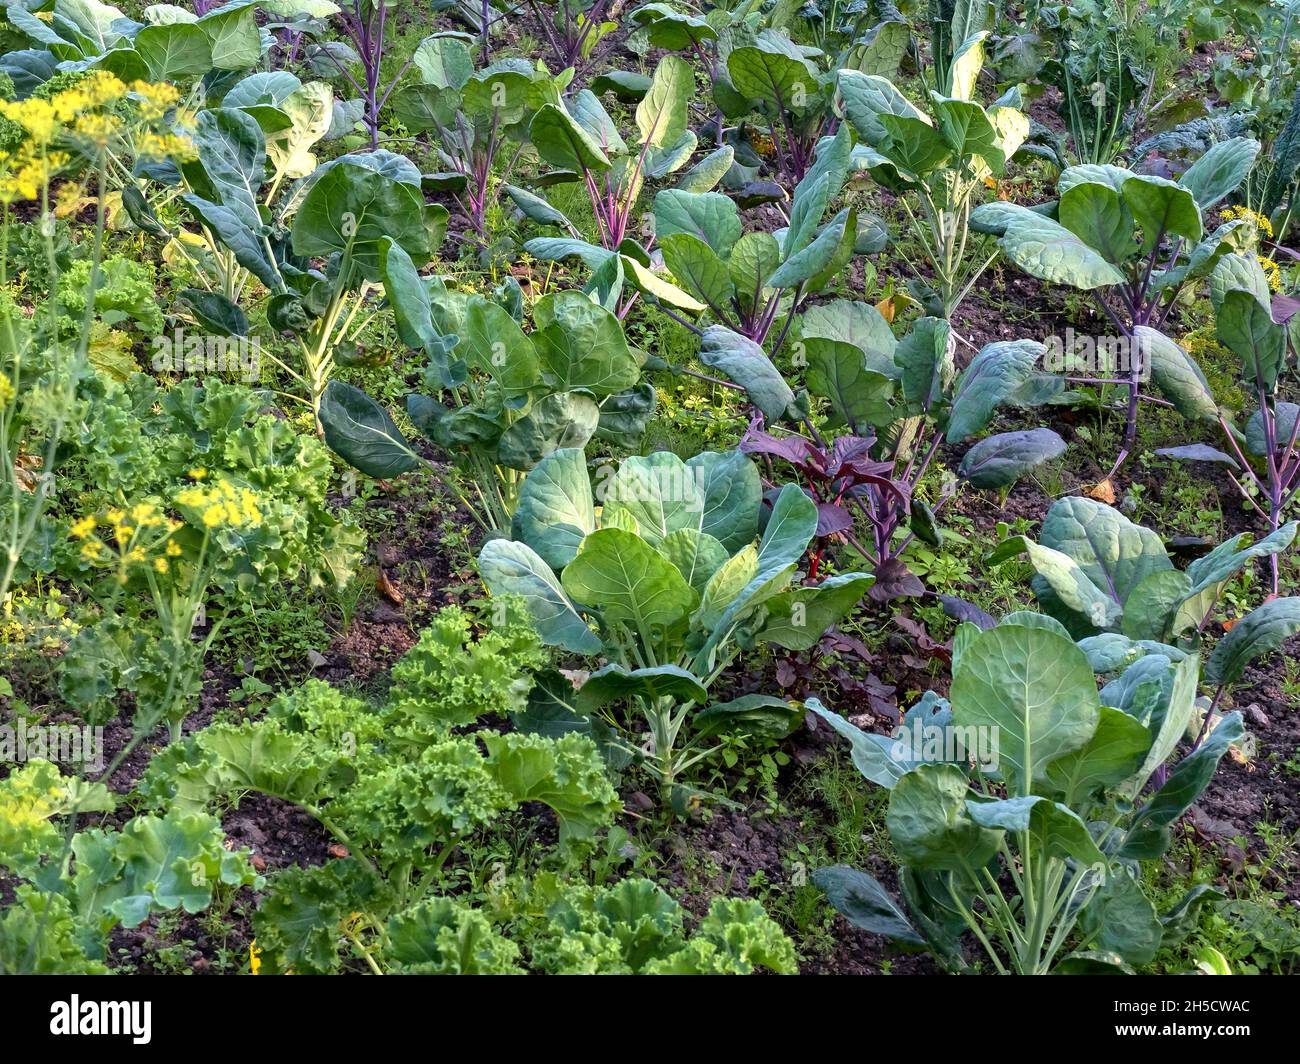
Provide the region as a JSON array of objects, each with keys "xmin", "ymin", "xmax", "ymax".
[{"xmin": 0, "ymin": 973, "xmax": 1284, "ymax": 1050}]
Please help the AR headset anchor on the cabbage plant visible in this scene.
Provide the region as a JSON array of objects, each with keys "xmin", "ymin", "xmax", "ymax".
[
  {"xmin": 985, "ymin": 497, "xmax": 1300, "ymax": 728},
  {"xmin": 836, "ymin": 34, "xmax": 1029, "ymax": 317},
  {"xmin": 987, "ymin": 496, "xmax": 1296, "ymax": 649},
  {"xmin": 478, "ymin": 447, "xmax": 875, "ymax": 791},
  {"xmin": 969, "ymin": 137, "xmax": 1261, "ymax": 467},
  {"xmin": 390, "ymin": 36, "xmax": 567, "ymax": 237},
  {"xmin": 812, "ymin": 622, "xmax": 1241, "ymax": 974},
  {"xmin": 1156, "ymin": 253, "xmax": 1300, "ymax": 595},
  {"xmin": 651, "ymin": 125, "xmax": 875, "ymax": 349},
  {"xmin": 318, "ymin": 254, "xmax": 650, "ymax": 531},
  {"xmin": 174, "ymin": 83, "xmax": 448, "ymax": 422}
]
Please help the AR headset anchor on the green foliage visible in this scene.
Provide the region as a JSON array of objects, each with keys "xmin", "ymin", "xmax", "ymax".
[
  {"xmin": 480, "ymin": 447, "xmax": 872, "ymax": 790},
  {"xmin": 0, "ymin": 760, "xmax": 258, "ymax": 974},
  {"xmin": 989, "ymin": 495, "xmax": 1298, "ymax": 676},
  {"xmin": 523, "ymin": 876, "xmax": 798, "ymax": 973},
  {"xmin": 319, "ymin": 269, "xmax": 652, "ymax": 531},
  {"xmin": 812, "ymin": 622, "xmax": 1239, "ymax": 974},
  {"xmin": 388, "ymin": 598, "xmax": 546, "ymax": 730}
]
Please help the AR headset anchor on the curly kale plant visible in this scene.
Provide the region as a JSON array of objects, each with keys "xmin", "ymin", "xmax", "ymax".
[{"xmin": 138, "ymin": 605, "xmax": 621, "ymax": 975}]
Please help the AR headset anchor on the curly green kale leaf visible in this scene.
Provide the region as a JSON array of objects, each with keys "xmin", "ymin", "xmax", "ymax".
[
  {"xmin": 388, "ymin": 599, "xmax": 546, "ymax": 733},
  {"xmin": 385, "ymin": 898, "xmax": 524, "ymax": 974},
  {"xmin": 482, "ymin": 731, "xmax": 621, "ymax": 842}
]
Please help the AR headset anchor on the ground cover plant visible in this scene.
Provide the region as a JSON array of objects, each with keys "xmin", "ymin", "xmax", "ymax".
[{"xmin": 1, "ymin": 0, "xmax": 1300, "ymax": 985}]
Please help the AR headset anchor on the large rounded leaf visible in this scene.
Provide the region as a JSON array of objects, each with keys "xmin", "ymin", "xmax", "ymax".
[
  {"xmin": 530, "ymin": 103, "xmax": 611, "ymax": 173},
  {"xmin": 727, "ymin": 43, "xmax": 817, "ymax": 114},
  {"xmin": 292, "ymin": 159, "xmax": 436, "ymax": 280},
  {"xmin": 318, "ymin": 381, "xmax": 422, "ymax": 478},
  {"xmin": 957, "ymin": 428, "xmax": 1065, "ymax": 489},
  {"xmin": 886, "ymin": 763, "xmax": 1002, "ymax": 871},
  {"xmin": 1134, "ymin": 327, "xmax": 1219, "ymax": 422},
  {"xmin": 497, "ymin": 392, "xmax": 600, "ymax": 472},
  {"xmin": 653, "ymin": 189, "xmax": 742, "ymax": 256},
  {"xmin": 478, "ymin": 539, "xmax": 602, "ymax": 654},
  {"xmin": 561, "ymin": 528, "xmax": 696, "ymax": 637},
  {"xmin": 699, "ymin": 326, "xmax": 796, "ymax": 421},
  {"xmin": 1215, "ymin": 288, "xmax": 1287, "ymax": 388},
  {"xmin": 533, "ymin": 291, "xmax": 639, "ymax": 397},
  {"xmin": 1121, "ymin": 174, "xmax": 1203, "ymax": 252},
  {"xmin": 1039, "ymin": 495, "xmax": 1174, "ymax": 608},
  {"xmin": 951, "ymin": 625, "xmax": 1100, "ymax": 795},
  {"xmin": 576, "ymin": 663, "xmax": 708, "ymax": 713},
  {"xmin": 757, "ymin": 572, "xmax": 875, "ymax": 651},
  {"xmin": 946, "ymin": 338, "xmax": 1054, "ymax": 443},
  {"xmin": 513, "ymin": 447, "xmax": 595, "ymax": 571},
  {"xmin": 603, "ymin": 451, "xmax": 705, "ymax": 547},
  {"xmin": 686, "ymin": 449, "xmax": 763, "ymax": 554},
  {"xmin": 1179, "ymin": 137, "xmax": 1260, "ymax": 210},
  {"xmin": 635, "ymin": 54, "xmax": 692, "ymax": 150}
]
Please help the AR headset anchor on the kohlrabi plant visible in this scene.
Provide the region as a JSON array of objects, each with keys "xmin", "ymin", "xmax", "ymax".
[
  {"xmin": 969, "ymin": 137, "xmax": 1261, "ymax": 469},
  {"xmin": 836, "ymin": 37, "xmax": 1030, "ymax": 317},
  {"xmin": 737, "ymin": 309, "xmax": 1067, "ymax": 595},
  {"xmin": 478, "ymin": 447, "xmax": 875, "ymax": 793},
  {"xmin": 1156, "ymin": 253, "xmax": 1300, "ymax": 595},
  {"xmin": 390, "ymin": 36, "xmax": 567, "ymax": 238},
  {"xmin": 811, "ymin": 621, "xmax": 1241, "ymax": 974},
  {"xmin": 318, "ymin": 252, "xmax": 650, "ymax": 531}
]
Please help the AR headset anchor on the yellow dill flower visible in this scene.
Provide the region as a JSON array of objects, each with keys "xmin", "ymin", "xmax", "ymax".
[
  {"xmin": 69, "ymin": 515, "xmax": 97, "ymax": 539},
  {"xmin": 130, "ymin": 502, "xmax": 160, "ymax": 527},
  {"xmin": 0, "ymin": 371, "xmax": 14, "ymax": 405},
  {"xmin": 72, "ymin": 111, "xmax": 124, "ymax": 148},
  {"xmin": 188, "ymin": 468, "xmax": 208, "ymax": 480},
  {"xmin": 79, "ymin": 539, "xmax": 105, "ymax": 561},
  {"xmin": 175, "ymin": 487, "xmax": 206, "ymax": 507},
  {"xmin": 202, "ymin": 504, "xmax": 225, "ymax": 528},
  {"xmin": 0, "ymin": 99, "xmax": 57, "ymax": 145},
  {"xmin": 105, "ymin": 508, "xmax": 125, "ymax": 526},
  {"xmin": 153, "ymin": 557, "xmax": 168, "ymax": 574},
  {"xmin": 1258, "ymin": 254, "xmax": 1282, "ymax": 292},
  {"xmin": 131, "ymin": 80, "xmax": 180, "ymax": 121},
  {"xmin": 166, "ymin": 539, "xmax": 182, "ymax": 556},
  {"xmin": 82, "ymin": 72, "xmax": 127, "ymax": 109},
  {"xmin": 1219, "ymin": 204, "xmax": 1274, "ymax": 239}
]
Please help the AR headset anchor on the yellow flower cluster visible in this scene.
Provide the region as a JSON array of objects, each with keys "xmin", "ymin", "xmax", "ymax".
[
  {"xmin": 70, "ymin": 500, "xmax": 183, "ymax": 583},
  {"xmin": 1216, "ymin": 206, "xmax": 1283, "ymax": 292},
  {"xmin": 131, "ymin": 81, "xmax": 181, "ymax": 122},
  {"xmin": 0, "ymin": 370, "xmax": 14, "ymax": 405},
  {"xmin": 175, "ymin": 478, "xmax": 264, "ymax": 530},
  {"xmin": 0, "ymin": 73, "xmax": 193, "ymax": 204},
  {"xmin": 1219, "ymin": 204, "xmax": 1274, "ymax": 239}
]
